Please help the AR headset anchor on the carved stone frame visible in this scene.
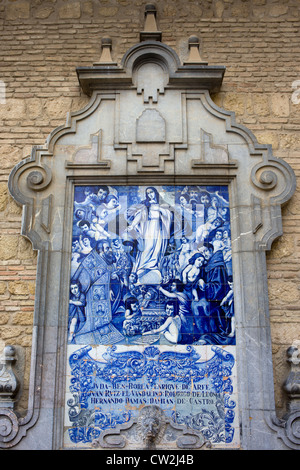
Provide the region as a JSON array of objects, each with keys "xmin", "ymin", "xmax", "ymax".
[{"xmin": 4, "ymin": 33, "xmax": 297, "ymax": 450}]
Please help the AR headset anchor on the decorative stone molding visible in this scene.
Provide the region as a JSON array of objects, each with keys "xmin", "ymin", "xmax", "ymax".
[
  {"xmin": 283, "ymin": 341, "xmax": 300, "ymax": 448},
  {"xmin": 268, "ymin": 342, "xmax": 300, "ymax": 450},
  {"xmin": 283, "ymin": 341, "xmax": 300, "ymax": 413},
  {"xmin": 0, "ymin": 346, "xmax": 19, "ymax": 409},
  {"xmin": 6, "ymin": 4, "xmax": 297, "ymax": 450},
  {"xmin": 0, "ymin": 346, "xmax": 20, "ymax": 448}
]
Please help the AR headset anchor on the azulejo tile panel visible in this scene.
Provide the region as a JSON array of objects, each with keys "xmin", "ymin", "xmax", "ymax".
[{"xmin": 64, "ymin": 185, "xmax": 239, "ymax": 448}]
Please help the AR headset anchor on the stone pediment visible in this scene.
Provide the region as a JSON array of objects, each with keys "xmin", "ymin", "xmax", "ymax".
[{"xmin": 76, "ymin": 39, "xmax": 225, "ymax": 96}]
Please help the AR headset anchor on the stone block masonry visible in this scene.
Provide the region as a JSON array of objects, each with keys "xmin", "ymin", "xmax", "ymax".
[{"xmin": 0, "ymin": 0, "xmax": 300, "ymax": 420}]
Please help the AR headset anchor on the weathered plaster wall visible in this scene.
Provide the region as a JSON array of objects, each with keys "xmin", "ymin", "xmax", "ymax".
[{"xmin": 0, "ymin": 0, "xmax": 299, "ymax": 418}]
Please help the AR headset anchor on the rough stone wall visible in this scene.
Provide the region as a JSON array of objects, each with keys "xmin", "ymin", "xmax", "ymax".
[{"xmin": 0, "ymin": 0, "xmax": 299, "ymax": 417}]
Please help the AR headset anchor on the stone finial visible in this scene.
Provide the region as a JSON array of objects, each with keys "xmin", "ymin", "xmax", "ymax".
[
  {"xmin": 140, "ymin": 4, "xmax": 162, "ymax": 42},
  {"xmin": 283, "ymin": 341, "xmax": 300, "ymax": 413},
  {"xmin": 94, "ymin": 38, "xmax": 117, "ymax": 65},
  {"xmin": 0, "ymin": 345, "xmax": 20, "ymax": 409},
  {"xmin": 184, "ymin": 36, "xmax": 208, "ymax": 65}
]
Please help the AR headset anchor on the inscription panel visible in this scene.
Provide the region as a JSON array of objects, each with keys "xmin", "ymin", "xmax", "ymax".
[{"xmin": 64, "ymin": 184, "xmax": 239, "ymax": 448}]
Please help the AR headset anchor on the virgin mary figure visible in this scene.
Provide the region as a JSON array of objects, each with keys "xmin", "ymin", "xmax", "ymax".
[{"xmin": 124, "ymin": 187, "xmax": 173, "ymax": 285}]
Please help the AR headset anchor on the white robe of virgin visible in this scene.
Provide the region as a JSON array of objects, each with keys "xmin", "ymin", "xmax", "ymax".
[{"xmin": 130, "ymin": 203, "xmax": 172, "ymax": 284}]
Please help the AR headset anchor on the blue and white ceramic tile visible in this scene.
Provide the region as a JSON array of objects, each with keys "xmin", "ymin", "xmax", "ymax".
[{"xmin": 64, "ymin": 185, "xmax": 239, "ymax": 448}]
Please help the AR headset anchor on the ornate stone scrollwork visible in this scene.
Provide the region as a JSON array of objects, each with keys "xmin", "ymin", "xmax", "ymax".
[
  {"xmin": 8, "ymin": 158, "xmax": 54, "ymax": 250},
  {"xmin": 0, "ymin": 409, "xmax": 19, "ymax": 445},
  {"xmin": 253, "ymin": 168, "xmax": 278, "ymax": 191},
  {"xmin": 9, "ymin": 159, "xmax": 52, "ymax": 203},
  {"xmin": 26, "ymin": 165, "xmax": 52, "ymax": 192},
  {"xmin": 284, "ymin": 412, "xmax": 300, "ymax": 448},
  {"xmin": 249, "ymin": 158, "xmax": 296, "ymax": 250},
  {"xmin": 250, "ymin": 158, "xmax": 296, "ymax": 203}
]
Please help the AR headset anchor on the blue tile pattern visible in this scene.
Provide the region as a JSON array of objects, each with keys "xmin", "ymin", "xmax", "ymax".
[{"xmin": 65, "ymin": 185, "xmax": 238, "ymax": 447}]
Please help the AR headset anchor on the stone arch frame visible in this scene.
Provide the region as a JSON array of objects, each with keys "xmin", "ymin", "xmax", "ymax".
[{"xmin": 4, "ymin": 32, "xmax": 298, "ymax": 450}]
